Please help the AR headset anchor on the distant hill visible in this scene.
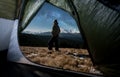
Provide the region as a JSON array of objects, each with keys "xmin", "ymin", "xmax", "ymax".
[
  {"xmin": 19, "ymin": 32, "xmax": 84, "ymax": 48},
  {"xmin": 35, "ymin": 32, "xmax": 83, "ymax": 41}
]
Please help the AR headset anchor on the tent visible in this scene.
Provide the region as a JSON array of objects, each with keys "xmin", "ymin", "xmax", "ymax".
[{"xmin": 0, "ymin": 0, "xmax": 120, "ymax": 77}]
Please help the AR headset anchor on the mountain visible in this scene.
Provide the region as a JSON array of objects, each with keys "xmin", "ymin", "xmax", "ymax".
[
  {"xmin": 38, "ymin": 32, "xmax": 83, "ymax": 42},
  {"xmin": 22, "ymin": 31, "xmax": 83, "ymax": 42},
  {"xmin": 19, "ymin": 32, "xmax": 84, "ymax": 48}
]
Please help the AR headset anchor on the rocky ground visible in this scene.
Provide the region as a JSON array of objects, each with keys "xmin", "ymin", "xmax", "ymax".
[{"xmin": 20, "ymin": 46, "xmax": 102, "ymax": 75}]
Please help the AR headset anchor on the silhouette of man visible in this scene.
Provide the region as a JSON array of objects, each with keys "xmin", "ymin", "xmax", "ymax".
[{"xmin": 48, "ymin": 19, "xmax": 60, "ymax": 51}]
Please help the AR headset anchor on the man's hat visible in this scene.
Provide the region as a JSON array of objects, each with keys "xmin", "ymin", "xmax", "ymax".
[{"xmin": 54, "ymin": 19, "xmax": 58, "ymax": 24}]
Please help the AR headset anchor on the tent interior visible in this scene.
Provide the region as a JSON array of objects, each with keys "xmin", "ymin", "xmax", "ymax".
[{"xmin": 0, "ymin": 0, "xmax": 120, "ymax": 77}]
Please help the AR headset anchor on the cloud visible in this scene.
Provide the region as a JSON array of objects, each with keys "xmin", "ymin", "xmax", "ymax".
[
  {"xmin": 60, "ymin": 28, "xmax": 79, "ymax": 33},
  {"xmin": 60, "ymin": 28, "xmax": 69, "ymax": 33}
]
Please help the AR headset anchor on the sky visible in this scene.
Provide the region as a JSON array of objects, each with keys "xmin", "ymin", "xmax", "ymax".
[{"xmin": 23, "ymin": 2, "xmax": 80, "ymax": 33}]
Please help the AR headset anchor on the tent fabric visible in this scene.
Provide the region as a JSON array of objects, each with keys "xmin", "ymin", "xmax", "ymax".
[
  {"xmin": 0, "ymin": 18, "xmax": 14, "ymax": 51},
  {"xmin": 0, "ymin": 0, "xmax": 17, "ymax": 20},
  {"xmin": 20, "ymin": 0, "xmax": 45, "ymax": 31},
  {"xmin": 46, "ymin": 0, "xmax": 72, "ymax": 14},
  {"xmin": 73, "ymin": 0, "xmax": 120, "ymax": 64},
  {"xmin": 97, "ymin": 0, "xmax": 120, "ymax": 12}
]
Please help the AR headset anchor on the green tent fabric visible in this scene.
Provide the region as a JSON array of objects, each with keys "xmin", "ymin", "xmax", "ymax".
[
  {"xmin": 0, "ymin": 0, "xmax": 17, "ymax": 20},
  {"xmin": 73, "ymin": 1, "xmax": 120, "ymax": 76},
  {"xmin": 74, "ymin": 0, "xmax": 120, "ymax": 64},
  {"xmin": 98, "ymin": 0, "xmax": 120, "ymax": 12},
  {"xmin": 20, "ymin": 0, "xmax": 45, "ymax": 31}
]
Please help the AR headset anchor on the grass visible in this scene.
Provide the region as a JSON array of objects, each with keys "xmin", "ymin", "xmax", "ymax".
[{"xmin": 20, "ymin": 46, "xmax": 102, "ymax": 75}]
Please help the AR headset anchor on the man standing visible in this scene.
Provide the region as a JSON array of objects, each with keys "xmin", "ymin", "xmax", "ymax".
[{"xmin": 48, "ymin": 19, "xmax": 60, "ymax": 51}]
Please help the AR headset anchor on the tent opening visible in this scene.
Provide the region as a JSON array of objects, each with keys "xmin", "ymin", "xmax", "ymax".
[{"xmin": 18, "ymin": 2, "xmax": 102, "ymax": 75}]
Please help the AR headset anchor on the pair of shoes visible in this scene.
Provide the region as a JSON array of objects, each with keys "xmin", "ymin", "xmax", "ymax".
[{"xmin": 48, "ymin": 50, "xmax": 52, "ymax": 54}]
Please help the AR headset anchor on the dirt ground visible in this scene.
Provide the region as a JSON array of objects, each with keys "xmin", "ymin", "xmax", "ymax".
[{"xmin": 20, "ymin": 46, "xmax": 102, "ymax": 75}]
